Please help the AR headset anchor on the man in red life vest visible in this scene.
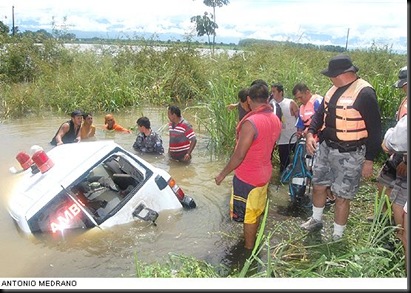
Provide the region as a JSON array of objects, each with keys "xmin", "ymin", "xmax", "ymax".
[
  {"xmin": 292, "ymin": 83, "xmax": 323, "ymax": 138},
  {"xmin": 293, "ymin": 83, "xmax": 335, "ymax": 206}
]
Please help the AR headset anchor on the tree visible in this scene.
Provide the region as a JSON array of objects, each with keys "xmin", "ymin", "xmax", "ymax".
[
  {"xmin": 12, "ymin": 26, "xmax": 19, "ymax": 35},
  {"xmin": 36, "ymin": 29, "xmax": 54, "ymax": 39},
  {"xmin": 190, "ymin": 12, "xmax": 217, "ymax": 50},
  {"xmin": 0, "ymin": 21, "xmax": 10, "ymax": 36},
  {"xmin": 202, "ymin": 0, "xmax": 229, "ymax": 53},
  {"xmin": 51, "ymin": 16, "xmax": 75, "ymax": 41}
]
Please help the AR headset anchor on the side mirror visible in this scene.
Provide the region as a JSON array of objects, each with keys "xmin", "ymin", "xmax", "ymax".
[{"xmin": 132, "ymin": 203, "xmax": 159, "ymax": 225}]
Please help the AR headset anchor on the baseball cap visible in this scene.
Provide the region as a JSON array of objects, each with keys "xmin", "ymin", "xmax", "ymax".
[
  {"xmin": 393, "ymin": 66, "xmax": 407, "ymax": 88},
  {"xmin": 71, "ymin": 110, "xmax": 83, "ymax": 117}
]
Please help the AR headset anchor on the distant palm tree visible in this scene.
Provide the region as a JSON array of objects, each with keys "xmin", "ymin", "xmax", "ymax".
[{"xmin": 0, "ymin": 20, "xmax": 10, "ymax": 36}]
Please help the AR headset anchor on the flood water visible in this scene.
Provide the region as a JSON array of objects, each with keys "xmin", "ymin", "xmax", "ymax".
[{"xmin": 0, "ymin": 106, "xmax": 294, "ymax": 279}]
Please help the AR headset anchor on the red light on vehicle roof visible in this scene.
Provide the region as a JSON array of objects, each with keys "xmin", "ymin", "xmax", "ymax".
[
  {"xmin": 15, "ymin": 151, "xmax": 33, "ymax": 170},
  {"xmin": 31, "ymin": 147, "xmax": 54, "ymax": 174}
]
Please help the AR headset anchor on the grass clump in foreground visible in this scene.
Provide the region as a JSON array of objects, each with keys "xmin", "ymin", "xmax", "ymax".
[
  {"xmin": 132, "ymin": 184, "xmax": 406, "ymax": 278},
  {"xmin": 134, "ymin": 253, "xmax": 221, "ymax": 278}
]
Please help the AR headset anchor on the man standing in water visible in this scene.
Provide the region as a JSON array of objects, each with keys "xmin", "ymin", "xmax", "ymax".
[
  {"xmin": 50, "ymin": 110, "xmax": 83, "ymax": 146},
  {"xmin": 215, "ymin": 81, "xmax": 282, "ymax": 251},
  {"xmin": 167, "ymin": 105, "xmax": 197, "ymax": 162}
]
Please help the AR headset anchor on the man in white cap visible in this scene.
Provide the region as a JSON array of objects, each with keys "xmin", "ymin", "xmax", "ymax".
[{"xmin": 300, "ymin": 54, "xmax": 382, "ymax": 241}]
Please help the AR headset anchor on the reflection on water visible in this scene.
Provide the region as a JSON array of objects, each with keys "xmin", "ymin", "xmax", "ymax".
[{"xmin": 0, "ymin": 106, "xmax": 296, "ymax": 278}]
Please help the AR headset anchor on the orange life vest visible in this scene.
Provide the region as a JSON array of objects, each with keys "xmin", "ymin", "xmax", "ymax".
[
  {"xmin": 396, "ymin": 97, "xmax": 407, "ymax": 121},
  {"xmin": 300, "ymin": 94, "xmax": 323, "ymax": 127},
  {"xmin": 322, "ymin": 79, "xmax": 372, "ymax": 141}
]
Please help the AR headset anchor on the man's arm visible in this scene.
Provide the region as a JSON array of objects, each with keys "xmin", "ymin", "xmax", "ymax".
[
  {"xmin": 90, "ymin": 125, "xmax": 96, "ymax": 138},
  {"xmin": 153, "ymin": 132, "xmax": 164, "ymax": 154},
  {"xmin": 355, "ymin": 87, "xmax": 382, "ymax": 161},
  {"xmin": 182, "ymin": 137, "xmax": 197, "ymax": 161},
  {"xmin": 290, "ymin": 100, "xmax": 300, "ymax": 118},
  {"xmin": 307, "ymin": 99, "xmax": 325, "ymax": 135},
  {"xmin": 382, "ymin": 115, "xmax": 407, "ymax": 153},
  {"xmin": 55, "ymin": 123, "xmax": 70, "ymax": 146},
  {"xmin": 75, "ymin": 131, "xmax": 81, "ymax": 143},
  {"xmin": 114, "ymin": 124, "xmax": 131, "ymax": 133},
  {"xmin": 226, "ymin": 102, "xmax": 239, "ymax": 111},
  {"xmin": 215, "ymin": 120, "xmax": 255, "ymax": 185},
  {"xmin": 132, "ymin": 134, "xmax": 143, "ymax": 151}
]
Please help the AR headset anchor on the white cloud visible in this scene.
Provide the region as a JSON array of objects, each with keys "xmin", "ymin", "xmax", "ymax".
[{"xmin": 0, "ymin": 0, "xmax": 407, "ymax": 52}]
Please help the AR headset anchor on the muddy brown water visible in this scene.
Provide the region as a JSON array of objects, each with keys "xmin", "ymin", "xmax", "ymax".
[{"xmin": 0, "ymin": 106, "xmax": 295, "ymax": 278}]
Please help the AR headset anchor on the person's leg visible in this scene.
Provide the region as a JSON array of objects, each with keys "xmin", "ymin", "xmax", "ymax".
[
  {"xmin": 312, "ymin": 184, "xmax": 328, "ymax": 210},
  {"xmin": 331, "ymin": 196, "xmax": 351, "ymax": 240},
  {"xmin": 390, "ymin": 177, "xmax": 407, "ymax": 241},
  {"xmin": 371, "ymin": 155, "xmax": 398, "ymax": 220},
  {"xmin": 243, "ymin": 183, "xmax": 268, "ymax": 249},
  {"xmin": 244, "ymin": 220, "xmax": 259, "ymax": 249},
  {"xmin": 325, "ymin": 186, "xmax": 336, "ymax": 206},
  {"xmin": 330, "ymin": 146, "xmax": 365, "ymax": 239},
  {"xmin": 392, "ymin": 203, "xmax": 405, "ymax": 240},
  {"xmin": 402, "ymin": 203, "xmax": 408, "ymax": 275},
  {"xmin": 301, "ymin": 141, "xmax": 332, "ymax": 231},
  {"xmin": 231, "ymin": 175, "xmax": 265, "ymax": 249},
  {"xmin": 278, "ymin": 144, "xmax": 290, "ymax": 173},
  {"xmin": 334, "ymin": 197, "xmax": 350, "ymax": 225},
  {"xmin": 300, "ymin": 184, "xmax": 327, "ymax": 231}
]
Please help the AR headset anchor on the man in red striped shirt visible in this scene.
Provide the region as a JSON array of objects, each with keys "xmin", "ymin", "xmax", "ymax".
[{"xmin": 167, "ymin": 105, "xmax": 197, "ymax": 162}]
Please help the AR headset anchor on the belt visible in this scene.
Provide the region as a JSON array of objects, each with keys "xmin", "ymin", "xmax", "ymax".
[{"xmin": 325, "ymin": 139, "xmax": 365, "ymax": 153}]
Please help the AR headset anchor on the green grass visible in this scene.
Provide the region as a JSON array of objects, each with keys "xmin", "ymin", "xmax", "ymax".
[
  {"xmin": 129, "ymin": 183, "xmax": 406, "ymax": 278},
  {"xmin": 1, "ymin": 37, "xmax": 406, "ymax": 158},
  {"xmin": 0, "ymin": 37, "xmax": 407, "ymax": 278}
]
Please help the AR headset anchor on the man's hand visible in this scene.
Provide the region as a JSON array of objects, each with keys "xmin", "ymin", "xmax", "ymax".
[
  {"xmin": 362, "ymin": 160, "xmax": 374, "ymax": 178},
  {"xmin": 215, "ymin": 173, "xmax": 226, "ymax": 185},
  {"xmin": 305, "ymin": 133, "xmax": 317, "ymax": 156},
  {"xmin": 182, "ymin": 153, "xmax": 192, "ymax": 161},
  {"xmin": 381, "ymin": 140, "xmax": 390, "ymax": 154},
  {"xmin": 226, "ymin": 103, "xmax": 238, "ymax": 111}
]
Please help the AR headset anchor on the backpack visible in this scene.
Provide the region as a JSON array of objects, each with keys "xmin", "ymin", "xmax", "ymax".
[
  {"xmin": 269, "ymin": 97, "xmax": 283, "ymax": 121},
  {"xmin": 280, "ymin": 135, "xmax": 313, "ymax": 208}
]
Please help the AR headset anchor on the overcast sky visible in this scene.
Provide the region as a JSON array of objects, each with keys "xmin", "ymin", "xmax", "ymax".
[{"xmin": 0, "ymin": 0, "xmax": 407, "ymax": 52}]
